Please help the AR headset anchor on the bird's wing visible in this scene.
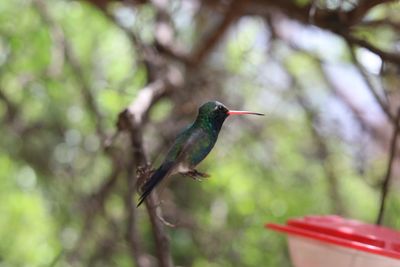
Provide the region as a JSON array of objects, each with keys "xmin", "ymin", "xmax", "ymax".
[
  {"xmin": 137, "ymin": 127, "xmax": 200, "ymax": 206},
  {"xmin": 174, "ymin": 127, "xmax": 215, "ymax": 167},
  {"xmin": 137, "ymin": 127, "xmax": 212, "ymax": 206}
]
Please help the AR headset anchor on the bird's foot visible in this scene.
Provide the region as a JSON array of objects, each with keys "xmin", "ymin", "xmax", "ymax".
[{"xmin": 180, "ymin": 169, "xmax": 210, "ymax": 181}]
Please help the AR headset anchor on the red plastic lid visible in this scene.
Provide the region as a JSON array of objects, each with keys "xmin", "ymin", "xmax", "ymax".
[{"xmin": 266, "ymin": 215, "xmax": 400, "ymax": 260}]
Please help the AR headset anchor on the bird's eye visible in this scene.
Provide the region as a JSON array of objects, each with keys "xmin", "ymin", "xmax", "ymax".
[{"xmin": 217, "ymin": 105, "xmax": 224, "ymax": 111}]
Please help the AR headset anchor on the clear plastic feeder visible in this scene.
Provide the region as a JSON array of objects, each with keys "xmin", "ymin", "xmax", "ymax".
[{"xmin": 266, "ymin": 215, "xmax": 400, "ymax": 267}]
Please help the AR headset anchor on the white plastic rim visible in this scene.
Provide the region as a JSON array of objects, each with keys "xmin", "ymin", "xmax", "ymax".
[{"xmin": 287, "ymin": 235, "xmax": 400, "ymax": 267}]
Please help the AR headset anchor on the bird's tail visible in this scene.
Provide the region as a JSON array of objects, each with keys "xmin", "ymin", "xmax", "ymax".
[{"xmin": 137, "ymin": 162, "xmax": 173, "ymax": 207}]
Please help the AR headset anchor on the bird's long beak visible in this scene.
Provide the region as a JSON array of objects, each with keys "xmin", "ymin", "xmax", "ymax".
[{"xmin": 228, "ymin": 110, "xmax": 264, "ymax": 116}]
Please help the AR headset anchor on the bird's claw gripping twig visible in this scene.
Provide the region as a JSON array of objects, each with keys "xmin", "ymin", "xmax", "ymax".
[{"xmin": 180, "ymin": 169, "xmax": 210, "ymax": 181}]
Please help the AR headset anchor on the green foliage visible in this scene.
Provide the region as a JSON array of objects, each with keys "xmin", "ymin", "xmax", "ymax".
[
  {"xmin": 0, "ymin": 0, "xmax": 399, "ymax": 267},
  {"xmin": 0, "ymin": 156, "xmax": 58, "ymax": 267}
]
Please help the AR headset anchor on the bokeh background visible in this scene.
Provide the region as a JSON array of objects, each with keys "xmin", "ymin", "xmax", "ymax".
[{"xmin": 1, "ymin": 0, "xmax": 400, "ymax": 266}]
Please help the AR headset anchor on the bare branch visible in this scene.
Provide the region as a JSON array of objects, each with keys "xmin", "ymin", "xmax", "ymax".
[
  {"xmin": 191, "ymin": 0, "xmax": 248, "ymax": 65},
  {"xmin": 247, "ymin": 0, "xmax": 397, "ymax": 29},
  {"xmin": 33, "ymin": 0, "xmax": 107, "ymax": 141},
  {"xmin": 343, "ymin": 33, "xmax": 400, "ymax": 66},
  {"xmin": 358, "ymin": 19, "xmax": 400, "ymax": 32},
  {"xmin": 32, "ymin": 3, "xmax": 151, "ymax": 265},
  {"xmin": 289, "ymin": 72, "xmax": 346, "ymax": 215},
  {"xmin": 150, "ymin": 0, "xmax": 191, "ymax": 64},
  {"xmin": 125, "ymin": 161, "xmax": 151, "ymax": 267},
  {"xmin": 0, "ymin": 88, "xmax": 18, "ymax": 123},
  {"xmin": 117, "ymin": 81, "xmax": 176, "ymax": 267},
  {"xmin": 266, "ymin": 19, "xmax": 346, "ymax": 214},
  {"xmin": 144, "ymin": 194, "xmax": 174, "ymax": 267},
  {"xmin": 68, "ymin": 164, "xmax": 123, "ymax": 263},
  {"xmin": 346, "ymin": 0, "xmax": 395, "ymax": 25},
  {"xmin": 346, "ymin": 42, "xmax": 394, "ymax": 123},
  {"xmin": 117, "ymin": 65, "xmax": 183, "ymax": 267},
  {"xmin": 79, "ymin": 1, "xmax": 185, "ymax": 265},
  {"xmin": 376, "ymin": 108, "xmax": 400, "ymax": 225}
]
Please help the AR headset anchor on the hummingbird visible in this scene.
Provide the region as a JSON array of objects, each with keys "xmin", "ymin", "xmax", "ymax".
[{"xmin": 137, "ymin": 101, "xmax": 264, "ymax": 207}]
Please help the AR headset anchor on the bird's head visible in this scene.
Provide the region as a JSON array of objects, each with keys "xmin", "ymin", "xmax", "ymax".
[{"xmin": 197, "ymin": 101, "xmax": 264, "ymax": 129}]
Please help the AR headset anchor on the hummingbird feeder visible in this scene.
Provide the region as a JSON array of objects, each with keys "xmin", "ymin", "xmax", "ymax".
[{"xmin": 266, "ymin": 215, "xmax": 400, "ymax": 267}]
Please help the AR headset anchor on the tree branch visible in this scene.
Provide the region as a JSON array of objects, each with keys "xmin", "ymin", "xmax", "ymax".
[
  {"xmin": 125, "ymin": 159, "xmax": 151, "ymax": 267},
  {"xmin": 67, "ymin": 163, "xmax": 124, "ymax": 264},
  {"xmin": 33, "ymin": 0, "xmax": 107, "ymax": 142},
  {"xmin": 117, "ymin": 77, "xmax": 177, "ymax": 267},
  {"xmin": 116, "ymin": 61, "xmax": 183, "ymax": 267},
  {"xmin": 376, "ymin": 108, "xmax": 400, "ymax": 225},
  {"xmin": 358, "ymin": 19, "xmax": 400, "ymax": 32},
  {"xmin": 191, "ymin": 0, "xmax": 248, "ymax": 65},
  {"xmin": 0, "ymin": 88, "xmax": 19, "ymax": 124},
  {"xmin": 343, "ymin": 33, "xmax": 400, "ymax": 66},
  {"xmin": 247, "ymin": 0, "xmax": 397, "ymax": 28},
  {"xmin": 346, "ymin": 0, "xmax": 395, "ymax": 25},
  {"xmin": 346, "ymin": 42, "xmax": 394, "ymax": 123},
  {"xmin": 289, "ymin": 71, "xmax": 346, "ymax": 215},
  {"xmin": 82, "ymin": 1, "xmax": 186, "ymax": 265},
  {"xmin": 33, "ymin": 2, "xmax": 152, "ymax": 265},
  {"xmin": 249, "ymin": 0, "xmax": 400, "ymax": 67}
]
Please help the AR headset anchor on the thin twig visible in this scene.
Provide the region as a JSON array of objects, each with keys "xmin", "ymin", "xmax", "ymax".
[
  {"xmin": 289, "ymin": 72, "xmax": 345, "ymax": 215},
  {"xmin": 266, "ymin": 19, "xmax": 346, "ymax": 214},
  {"xmin": 145, "ymin": 194, "xmax": 174, "ymax": 267},
  {"xmin": 346, "ymin": 42, "xmax": 394, "ymax": 123},
  {"xmin": 0, "ymin": 88, "xmax": 18, "ymax": 123},
  {"xmin": 33, "ymin": 0, "xmax": 107, "ymax": 142},
  {"xmin": 117, "ymin": 65, "xmax": 183, "ymax": 267},
  {"xmin": 117, "ymin": 77, "xmax": 176, "ymax": 267},
  {"xmin": 358, "ymin": 19, "xmax": 400, "ymax": 32},
  {"xmin": 191, "ymin": 0, "xmax": 248, "ymax": 65},
  {"xmin": 151, "ymin": 0, "xmax": 191, "ymax": 64},
  {"xmin": 89, "ymin": 1, "xmax": 186, "ymax": 265},
  {"xmin": 376, "ymin": 108, "xmax": 400, "ymax": 225},
  {"xmin": 343, "ymin": 33, "xmax": 400, "ymax": 66},
  {"xmin": 67, "ymin": 164, "xmax": 123, "ymax": 263},
  {"xmin": 125, "ymin": 159, "xmax": 150, "ymax": 267}
]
